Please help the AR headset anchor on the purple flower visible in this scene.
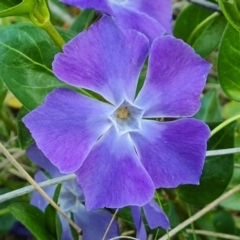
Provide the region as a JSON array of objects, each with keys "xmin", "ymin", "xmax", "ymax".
[
  {"xmin": 27, "ymin": 144, "xmax": 119, "ymax": 240},
  {"xmin": 61, "ymin": 0, "xmax": 172, "ymax": 42},
  {"xmin": 23, "ymin": 16, "xmax": 211, "ymax": 210},
  {"xmin": 131, "ymin": 199, "xmax": 170, "ymax": 239}
]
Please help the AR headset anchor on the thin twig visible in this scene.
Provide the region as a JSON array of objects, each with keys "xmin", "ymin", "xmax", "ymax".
[
  {"xmin": 186, "ymin": 229, "xmax": 239, "ymax": 240},
  {"xmin": 187, "ymin": 0, "xmax": 221, "ymax": 12},
  {"xmin": 102, "ymin": 209, "xmax": 119, "ymax": 240},
  {"xmin": 0, "ymin": 174, "xmax": 76, "ymax": 203},
  {"xmin": 0, "ymin": 142, "xmax": 81, "ymax": 235},
  {"xmin": 159, "ymin": 183, "xmax": 240, "ymax": 240},
  {"xmin": 109, "ymin": 237, "xmax": 139, "ymax": 240},
  {"xmin": 1, "ymin": 147, "xmax": 240, "ymax": 203}
]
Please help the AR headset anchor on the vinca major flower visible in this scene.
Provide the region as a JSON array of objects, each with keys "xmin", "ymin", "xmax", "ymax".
[
  {"xmin": 61, "ymin": 0, "xmax": 172, "ymax": 42},
  {"xmin": 23, "ymin": 16, "xmax": 211, "ymax": 210},
  {"xmin": 27, "ymin": 144, "xmax": 119, "ymax": 240}
]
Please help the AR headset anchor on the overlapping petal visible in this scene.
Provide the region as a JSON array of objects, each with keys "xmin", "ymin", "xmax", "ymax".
[
  {"xmin": 23, "ymin": 88, "xmax": 114, "ymax": 174},
  {"xmin": 131, "ymin": 206, "xmax": 147, "ymax": 240},
  {"xmin": 76, "ymin": 126, "xmax": 155, "ymax": 210},
  {"xmin": 27, "ymin": 144, "xmax": 61, "ymax": 178},
  {"xmin": 74, "ymin": 206, "xmax": 119, "ymax": 239},
  {"xmin": 61, "ymin": 0, "xmax": 112, "ymax": 14},
  {"xmin": 143, "ymin": 199, "xmax": 170, "ymax": 230},
  {"xmin": 130, "ymin": 119, "xmax": 210, "ymax": 188},
  {"xmin": 135, "ymin": 36, "xmax": 211, "ymax": 118},
  {"xmin": 110, "ymin": 4, "xmax": 166, "ymax": 43},
  {"xmin": 53, "ymin": 16, "xmax": 149, "ymax": 105}
]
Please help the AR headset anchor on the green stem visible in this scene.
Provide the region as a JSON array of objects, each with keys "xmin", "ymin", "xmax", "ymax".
[
  {"xmin": 211, "ymin": 113, "xmax": 240, "ymax": 137},
  {"xmin": 30, "ymin": 9, "xmax": 65, "ymax": 49},
  {"xmin": 0, "ymin": 208, "xmax": 9, "ymax": 216},
  {"xmin": 188, "ymin": 12, "xmax": 219, "ymax": 44}
]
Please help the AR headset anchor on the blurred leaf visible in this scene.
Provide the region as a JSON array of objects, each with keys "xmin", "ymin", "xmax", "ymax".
[
  {"xmin": 9, "ymin": 203, "xmax": 55, "ymax": 240},
  {"xmin": 222, "ymin": 101, "xmax": 240, "ymax": 118},
  {"xmin": 219, "ymin": 0, "xmax": 240, "ymax": 31},
  {"xmin": 178, "ymin": 122, "xmax": 235, "ymax": 205},
  {"xmin": 17, "ymin": 106, "xmax": 34, "ymax": 149},
  {"xmin": 190, "ymin": 14, "xmax": 227, "ymax": 57},
  {"xmin": 174, "ymin": 4, "xmax": 213, "ymax": 42},
  {"xmin": 220, "ymin": 168, "xmax": 240, "ymax": 210},
  {"xmin": 0, "ymin": 78, "xmax": 7, "ymax": 109},
  {"xmin": 213, "ymin": 210, "xmax": 237, "ymax": 237},
  {"xmin": 218, "ymin": 23, "xmax": 240, "ymax": 101},
  {"xmin": 0, "ymin": 0, "xmax": 35, "ymax": 17},
  {"xmin": 44, "ymin": 185, "xmax": 62, "ymax": 240},
  {"xmin": 195, "ymin": 89, "xmax": 222, "ymax": 122},
  {"xmin": 70, "ymin": 212, "xmax": 79, "ymax": 240},
  {"xmin": 70, "ymin": 9, "xmax": 95, "ymax": 32},
  {"xmin": 0, "ymin": 23, "xmax": 76, "ymax": 111},
  {"xmin": 0, "ymin": 188, "xmax": 17, "ymax": 233}
]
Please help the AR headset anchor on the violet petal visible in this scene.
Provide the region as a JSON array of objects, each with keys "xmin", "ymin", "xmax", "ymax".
[{"xmin": 130, "ymin": 119, "xmax": 210, "ymax": 188}]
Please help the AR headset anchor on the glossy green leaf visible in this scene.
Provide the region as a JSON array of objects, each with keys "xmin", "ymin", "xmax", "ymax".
[
  {"xmin": 9, "ymin": 203, "xmax": 55, "ymax": 240},
  {"xmin": 45, "ymin": 185, "xmax": 62, "ymax": 240},
  {"xmin": 174, "ymin": 4, "xmax": 213, "ymax": 42},
  {"xmin": 219, "ymin": 0, "xmax": 240, "ymax": 31},
  {"xmin": 190, "ymin": 14, "xmax": 227, "ymax": 57},
  {"xmin": 17, "ymin": 106, "xmax": 33, "ymax": 149},
  {"xmin": 194, "ymin": 89, "xmax": 222, "ymax": 122},
  {"xmin": 70, "ymin": 9, "xmax": 95, "ymax": 32},
  {"xmin": 0, "ymin": 23, "xmax": 76, "ymax": 111},
  {"xmin": 218, "ymin": 23, "xmax": 240, "ymax": 101},
  {"xmin": 178, "ymin": 122, "xmax": 235, "ymax": 205},
  {"xmin": 0, "ymin": 0, "xmax": 35, "ymax": 17}
]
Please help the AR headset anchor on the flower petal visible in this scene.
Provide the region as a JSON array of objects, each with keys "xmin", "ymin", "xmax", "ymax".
[
  {"xmin": 128, "ymin": 0, "xmax": 173, "ymax": 34},
  {"xmin": 31, "ymin": 171, "xmax": 55, "ymax": 211},
  {"xmin": 143, "ymin": 199, "xmax": 170, "ymax": 230},
  {"xmin": 23, "ymin": 88, "xmax": 114, "ymax": 174},
  {"xmin": 76, "ymin": 126, "xmax": 155, "ymax": 209},
  {"xmin": 61, "ymin": 0, "xmax": 112, "ymax": 14},
  {"xmin": 135, "ymin": 36, "xmax": 211, "ymax": 118},
  {"xmin": 110, "ymin": 4, "xmax": 166, "ymax": 43},
  {"xmin": 74, "ymin": 206, "xmax": 119, "ymax": 239},
  {"xmin": 130, "ymin": 119, "xmax": 210, "ymax": 188},
  {"xmin": 131, "ymin": 206, "xmax": 147, "ymax": 240},
  {"xmin": 27, "ymin": 144, "xmax": 61, "ymax": 178},
  {"xmin": 53, "ymin": 16, "xmax": 149, "ymax": 105}
]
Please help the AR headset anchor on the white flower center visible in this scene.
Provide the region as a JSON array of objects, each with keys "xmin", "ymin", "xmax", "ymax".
[{"xmin": 110, "ymin": 100, "xmax": 144, "ymax": 135}]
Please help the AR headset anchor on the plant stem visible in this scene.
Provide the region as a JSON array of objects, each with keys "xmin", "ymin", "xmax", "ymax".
[
  {"xmin": 31, "ymin": 9, "xmax": 65, "ymax": 49},
  {"xmin": 211, "ymin": 113, "xmax": 240, "ymax": 137}
]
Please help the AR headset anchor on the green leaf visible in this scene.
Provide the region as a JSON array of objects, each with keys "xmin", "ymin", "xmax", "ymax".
[
  {"xmin": 0, "ymin": 0, "xmax": 35, "ymax": 17},
  {"xmin": 178, "ymin": 122, "xmax": 235, "ymax": 205},
  {"xmin": 70, "ymin": 9, "xmax": 95, "ymax": 32},
  {"xmin": 17, "ymin": 106, "xmax": 33, "ymax": 149},
  {"xmin": 222, "ymin": 101, "xmax": 240, "ymax": 118},
  {"xmin": 219, "ymin": 0, "xmax": 240, "ymax": 31},
  {"xmin": 9, "ymin": 202, "xmax": 55, "ymax": 240},
  {"xmin": 0, "ymin": 23, "xmax": 76, "ymax": 111},
  {"xmin": 220, "ymin": 168, "xmax": 240, "ymax": 210},
  {"xmin": 174, "ymin": 4, "xmax": 213, "ymax": 42},
  {"xmin": 0, "ymin": 188, "xmax": 17, "ymax": 233},
  {"xmin": 70, "ymin": 212, "xmax": 79, "ymax": 240},
  {"xmin": 218, "ymin": 23, "xmax": 240, "ymax": 101},
  {"xmin": 44, "ymin": 185, "xmax": 62, "ymax": 240},
  {"xmin": 0, "ymin": 78, "xmax": 7, "ymax": 110},
  {"xmin": 190, "ymin": 14, "xmax": 227, "ymax": 57},
  {"xmin": 194, "ymin": 89, "xmax": 222, "ymax": 122}
]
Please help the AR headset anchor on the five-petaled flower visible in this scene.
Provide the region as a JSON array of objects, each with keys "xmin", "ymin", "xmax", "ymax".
[
  {"xmin": 23, "ymin": 16, "xmax": 211, "ymax": 210},
  {"xmin": 61, "ymin": 0, "xmax": 172, "ymax": 42},
  {"xmin": 27, "ymin": 144, "xmax": 119, "ymax": 240}
]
